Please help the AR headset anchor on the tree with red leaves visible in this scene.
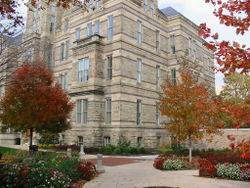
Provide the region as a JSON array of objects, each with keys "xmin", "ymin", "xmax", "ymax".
[
  {"xmin": 0, "ymin": 59, "xmax": 74, "ymax": 149},
  {"xmin": 159, "ymin": 68, "xmax": 225, "ymax": 162},
  {"xmin": 199, "ymin": 0, "xmax": 250, "ymax": 75}
]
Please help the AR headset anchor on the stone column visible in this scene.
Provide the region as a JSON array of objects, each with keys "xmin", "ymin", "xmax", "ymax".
[{"xmin": 96, "ymin": 154, "xmax": 105, "ymax": 173}]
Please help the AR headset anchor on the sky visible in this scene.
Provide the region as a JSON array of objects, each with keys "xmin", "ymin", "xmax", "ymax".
[{"xmin": 18, "ymin": 0, "xmax": 249, "ymax": 88}]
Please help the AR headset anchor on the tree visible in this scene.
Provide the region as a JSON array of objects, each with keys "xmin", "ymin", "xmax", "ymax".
[
  {"xmin": 199, "ymin": 0, "xmax": 250, "ymax": 75},
  {"xmin": 0, "ymin": 59, "xmax": 74, "ymax": 149},
  {"xmin": 159, "ymin": 69, "xmax": 224, "ymax": 162}
]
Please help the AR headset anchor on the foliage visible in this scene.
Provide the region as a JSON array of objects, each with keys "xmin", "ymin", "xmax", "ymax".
[
  {"xmin": 39, "ymin": 132, "xmax": 60, "ymax": 145},
  {"xmin": 0, "ymin": 146, "xmax": 19, "ymax": 154},
  {"xmin": 199, "ymin": 0, "xmax": 249, "ymax": 74},
  {"xmin": 0, "ymin": 60, "xmax": 74, "ymax": 145},
  {"xmin": 198, "ymin": 158, "xmax": 217, "ymax": 177},
  {"xmin": 118, "ymin": 136, "xmax": 131, "ymax": 148},
  {"xmin": 228, "ymin": 136, "xmax": 250, "ymax": 160},
  {"xmin": 153, "ymin": 155, "xmax": 165, "ymax": 170},
  {"xmin": 77, "ymin": 161, "xmax": 96, "ymax": 181},
  {"xmin": 217, "ymin": 163, "xmax": 241, "ymax": 180},
  {"xmin": 0, "ymin": 163, "xmax": 72, "ymax": 187},
  {"xmin": 163, "ymin": 159, "xmax": 185, "ymax": 170},
  {"xmin": 240, "ymin": 164, "xmax": 250, "ymax": 180}
]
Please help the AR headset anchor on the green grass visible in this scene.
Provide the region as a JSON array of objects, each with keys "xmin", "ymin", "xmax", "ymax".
[
  {"xmin": 155, "ymin": 148, "xmax": 174, "ymax": 154},
  {"xmin": 0, "ymin": 146, "xmax": 19, "ymax": 154}
]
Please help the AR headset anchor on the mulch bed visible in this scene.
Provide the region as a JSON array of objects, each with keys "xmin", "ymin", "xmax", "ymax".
[{"xmin": 88, "ymin": 157, "xmax": 145, "ymax": 166}]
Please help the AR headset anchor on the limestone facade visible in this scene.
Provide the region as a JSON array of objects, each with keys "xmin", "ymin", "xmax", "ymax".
[{"xmin": 21, "ymin": 0, "xmax": 215, "ymax": 148}]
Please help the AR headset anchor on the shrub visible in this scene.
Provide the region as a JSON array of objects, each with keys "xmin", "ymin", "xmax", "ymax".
[
  {"xmin": 102, "ymin": 146, "xmax": 113, "ymax": 153},
  {"xmin": 198, "ymin": 158, "xmax": 217, "ymax": 177},
  {"xmin": 39, "ymin": 133, "xmax": 59, "ymax": 145},
  {"xmin": 153, "ymin": 155, "xmax": 165, "ymax": 170},
  {"xmin": 113, "ymin": 147, "xmax": 121, "ymax": 154},
  {"xmin": 163, "ymin": 159, "xmax": 185, "ymax": 170},
  {"xmin": 77, "ymin": 161, "xmax": 96, "ymax": 181},
  {"xmin": 130, "ymin": 147, "xmax": 138, "ymax": 154},
  {"xmin": 139, "ymin": 147, "xmax": 146, "ymax": 154},
  {"xmin": 0, "ymin": 163, "xmax": 72, "ymax": 187},
  {"xmin": 217, "ymin": 163, "xmax": 241, "ymax": 180},
  {"xmin": 240, "ymin": 165, "xmax": 250, "ymax": 180},
  {"xmin": 123, "ymin": 147, "xmax": 131, "ymax": 154}
]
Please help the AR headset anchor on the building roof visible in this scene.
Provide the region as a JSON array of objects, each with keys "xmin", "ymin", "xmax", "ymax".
[
  {"xmin": 3, "ymin": 33, "xmax": 23, "ymax": 47},
  {"xmin": 160, "ymin": 7, "xmax": 180, "ymax": 18}
]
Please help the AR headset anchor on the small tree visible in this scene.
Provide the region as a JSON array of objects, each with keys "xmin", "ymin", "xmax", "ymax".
[
  {"xmin": 0, "ymin": 59, "xmax": 74, "ymax": 149},
  {"xmin": 159, "ymin": 70, "xmax": 224, "ymax": 162}
]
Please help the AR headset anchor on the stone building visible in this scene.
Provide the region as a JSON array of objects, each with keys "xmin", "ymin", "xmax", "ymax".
[{"xmin": 20, "ymin": 0, "xmax": 215, "ymax": 148}]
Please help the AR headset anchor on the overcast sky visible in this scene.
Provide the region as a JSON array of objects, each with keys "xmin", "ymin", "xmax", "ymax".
[{"xmin": 18, "ymin": 0, "xmax": 249, "ymax": 87}]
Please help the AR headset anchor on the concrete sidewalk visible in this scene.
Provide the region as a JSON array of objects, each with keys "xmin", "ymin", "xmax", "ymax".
[{"xmin": 84, "ymin": 159, "xmax": 250, "ymax": 188}]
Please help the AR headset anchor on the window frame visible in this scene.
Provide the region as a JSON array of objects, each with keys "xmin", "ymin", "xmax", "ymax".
[
  {"xmin": 137, "ymin": 58, "xmax": 142, "ymax": 83},
  {"xmin": 156, "ymin": 65, "xmax": 160, "ymax": 88},
  {"xmin": 76, "ymin": 28, "xmax": 81, "ymax": 40},
  {"xmin": 170, "ymin": 34, "xmax": 175, "ymax": 55},
  {"xmin": 106, "ymin": 55, "xmax": 112, "ymax": 80},
  {"xmin": 87, "ymin": 23, "xmax": 92, "ymax": 37},
  {"xmin": 137, "ymin": 21, "xmax": 142, "ymax": 44},
  {"xmin": 105, "ymin": 98, "xmax": 111, "ymax": 124},
  {"xmin": 76, "ymin": 99, "xmax": 88, "ymax": 124},
  {"xmin": 78, "ymin": 57, "xmax": 89, "ymax": 83},
  {"xmin": 137, "ymin": 99, "xmax": 142, "ymax": 125},
  {"xmin": 108, "ymin": 15, "xmax": 114, "ymax": 40}
]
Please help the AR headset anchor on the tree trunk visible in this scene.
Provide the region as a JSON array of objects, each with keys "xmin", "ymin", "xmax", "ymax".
[{"xmin": 189, "ymin": 135, "xmax": 192, "ymax": 163}]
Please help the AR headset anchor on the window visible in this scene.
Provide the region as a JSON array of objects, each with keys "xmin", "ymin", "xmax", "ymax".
[
  {"xmin": 77, "ymin": 136, "xmax": 83, "ymax": 146},
  {"xmin": 137, "ymin": 21, "xmax": 142, "ymax": 43},
  {"xmin": 65, "ymin": 40, "xmax": 69, "ymax": 60},
  {"xmin": 171, "ymin": 68, "xmax": 176, "ymax": 85},
  {"xmin": 156, "ymin": 66, "xmax": 160, "ymax": 88},
  {"xmin": 143, "ymin": 0, "xmax": 147, "ymax": 11},
  {"xmin": 193, "ymin": 40, "xmax": 197, "ymax": 60},
  {"xmin": 50, "ymin": 16, "xmax": 55, "ymax": 33},
  {"xmin": 96, "ymin": 0, "xmax": 101, "ymax": 8},
  {"xmin": 76, "ymin": 28, "xmax": 81, "ymax": 40},
  {"xmin": 188, "ymin": 38, "xmax": 197, "ymax": 60},
  {"xmin": 88, "ymin": 0, "xmax": 93, "ymax": 12},
  {"xmin": 108, "ymin": 15, "xmax": 113, "ymax": 40},
  {"xmin": 64, "ymin": 19, "xmax": 68, "ymax": 32},
  {"xmin": 48, "ymin": 46, "xmax": 52, "ymax": 64},
  {"xmin": 51, "ymin": 1, "xmax": 56, "ymax": 13},
  {"xmin": 106, "ymin": 55, "xmax": 112, "ymax": 80},
  {"xmin": 156, "ymin": 30, "xmax": 160, "ymax": 52},
  {"xmin": 87, "ymin": 23, "xmax": 92, "ymax": 36},
  {"xmin": 59, "ymin": 74, "xmax": 63, "ymax": 86},
  {"xmin": 36, "ymin": 18, "xmax": 40, "ymax": 32},
  {"xmin": 32, "ymin": 20, "xmax": 36, "ymax": 33},
  {"xmin": 156, "ymin": 104, "xmax": 160, "ymax": 126},
  {"xmin": 105, "ymin": 98, "xmax": 111, "ymax": 124},
  {"xmin": 150, "ymin": 0, "xmax": 154, "ymax": 15},
  {"xmin": 137, "ymin": 99, "xmax": 141, "ymax": 125},
  {"xmin": 137, "ymin": 59, "xmax": 141, "ymax": 83},
  {"xmin": 64, "ymin": 72, "xmax": 68, "ymax": 90},
  {"xmin": 188, "ymin": 38, "xmax": 192, "ymax": 56},
  {"xmin": 104, "ymin": 136, "xmax": 111, "ymax": 146},
  {"xmin": 170, "ymin": 34, "xmax": 175, "ymax": 54},
  {"xmin": 77, "ymin": 99, "xmax": 88, "ymax": 124},
  {"xmin": 78, "ymin": 58, "xmax": 89, "ymax": 82},
  {"xmin": 95, "ymin": 20, "xmax": 100, "ymax": 34},
  {"xmin": 137, "ymin": 137, "xmax": 142, "ymax": 147},
  {"xmin": 157, "ymin": 136, "xmax": 161, "ymax": 146},
  {"xmin": 60, "ymin": 43, "xmax": 64, "ymax": 61}
]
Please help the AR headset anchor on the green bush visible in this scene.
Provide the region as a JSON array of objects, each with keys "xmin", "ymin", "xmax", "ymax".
[
  {"xmin": 217, "ymin": 164, "xmax": 241, "ymax": 180},
  {"xmin": 163, "ymin": 159, "xmax": 185, "ymax": 170},
  {"xmin": 123, "ymin": 147, "xmax": 132, "ymax": 154},
  {"xmin": 130, "ymin": 147, "xmax": 138, "ymax": 154},
  {"xmin": 103, "ymin": 146, "xmax": 113, "ymax": 153},
  {"xmin": 39, "ymin": 133, "xmax": 59, "ymax": 145},
  {"xmin": 139, "ymin": 147, "xmax": 146, "ymax": 153},
  {"xmin": 113, "ymin": 147, "xmax": 122, "ymax": 154}
]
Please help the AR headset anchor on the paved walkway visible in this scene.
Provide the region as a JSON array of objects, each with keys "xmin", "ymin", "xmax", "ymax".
[{"xmin": 84, "ymin": 157, "xmax": 250, "ymax": 188}]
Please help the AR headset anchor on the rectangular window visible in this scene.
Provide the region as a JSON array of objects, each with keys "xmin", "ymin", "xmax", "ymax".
[
  {"xmin": 77, "ymin": 99, "xmax": 88, "ymax": 124},
  {"xmin": 188, "ymin": 38, "xmax": 192, "ymax": 56},
  {"xmin": 137, "ymin": 100, "xmax": 142, "ymax": 125},
  {"xmin": 137, "ymin": 137, "xmax": 142, "ymax": 147},
  {"xmin": 156, "ymin": 30, "xmax": 160, "ymax": 52},
  {"xmin": 105, "ymin": 98, "xmax": 111, "ymax": 124},
  {"xmin": 106, "ymin": 55, "xmax": 112, "ymax": 80},
  {"xmin": 48, "ymin": 46, "xmax": 52, "ymax": 64},
  {"xmin": 137, "ymin": 59, "xmax": 141, "ymax": 83},
  {"xmin": 77, "ymin": 136, "xmax": 83, "ymax": 146},
  {"xmin": 137, "ymin": 21, "xmax": 142, "ymax": 43},
  {"xmin": 108, "ymin": 15, "xmax": 113, "ymax": 40},
  {"xmin": 104, "ymin": 136, "xmax": 111, "ymax": 146},
  {"xmin": 171, "ymin": 68, "xmax": 176, "ymax": 85},
  {"xmin": 32, "ymin": 20, "xmax": 36, "ymax": 33},
  {"xmin": 76, "ymin": 28, "xmax": 81, "ymax": 40},
  {"xmin": 36, "ymin": 18, "xmax": 40, "ymax": 32},
  {"xmin": 95, "ymin": 20, "xmax": 100, "ymax": 34},
  {"xmin": 78, "ymin": 57, "xmax": 89, "ymax": 82},
  {"xmin": 59, "ymin": 74, "xmax": 63, "ymax": 86},
  {"xmin": 65, "ymin": 40, "xmax": 69, "ymax": 60},
  {"xmin": 170, "ymin": 34, "xmax": 175, "ymax": 54},
  {"xmin": 88, "ymin": 0, "xmax": 93, "ymax": 12},
  {"xmin": 150, "ymin": 0, "xmax": 154, "ymax": 15},
  {"xmin": 64, "ymin": 72, "xmax": 68, "ymax": 91},
  {"xmin": 50, "ymin": 16, "xmax": 55, "ymax": 33},
  {"xmin": 156, "ymin": 66, "xmax": 160, "ymax": 88},
  {"xmin": 143, "ymin": 0, "xmax": 147, "ymax": 11},
  {"xmin": 51, "ymin": 1, "xmax": 56, "ymax": 12},
  {"xmin": 64, "ymin": 18, "xmax": 68, "ymax": 32},
  {"xmin": 87, "ymin": 23, "xmax": 92, "ymax": 36},
  {"xmin": 96, "ymin": 0, "xmax": 101, "ymax": 9},
  {"xmin": 156, "ymin": 104, "xmax": 160, "ymax": 126},
  {"xmin": 60, "ymin": 43, "xmax": 64, "ymax": 61},
  {"xmin": 193, "ymin": 40, "xmax": 197, "ymax": 60}
]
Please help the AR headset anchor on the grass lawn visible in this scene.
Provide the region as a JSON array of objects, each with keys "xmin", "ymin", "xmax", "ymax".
[{"xmin": 0, "ymin": 146, "xmax": 20, "ymax": 154}]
